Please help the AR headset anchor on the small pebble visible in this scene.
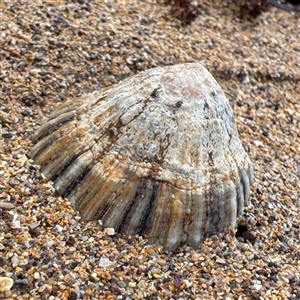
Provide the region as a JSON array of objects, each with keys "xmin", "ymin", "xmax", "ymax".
[
  {"xmin": 99, "ymin": 257, "xmax": 114, "ymax": 268},
  {"xmin": 0, "ymin": 277, "xmax": 14, "ymax": 292},
  {"xmin": 128, "ymin": 282, "xmax": 136, "ymax": 288},
  {"xmin": 105, "ymin": 228, "xmax": 115, "ymax": 236},
  {"xmin": 0, "ymin": 202, "xmax": 14, "ymax": 209}
]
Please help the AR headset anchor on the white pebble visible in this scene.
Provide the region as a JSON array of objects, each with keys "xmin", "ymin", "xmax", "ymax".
[
  {"xmin": 99, "ymin": 257, "xmax": 114, "ymax": 268},
  {"xmin": 253, "ymin": 280, "xmax": 262, "ymax": 291},
  {"xmin": 128, "ymin": 282, "xmax": 136, "ymax": 288},
  {"xmin": 11, "ymin": 255, "xmax": 19, "ymax": 265},
  {"xmin": 0, "ymin": 277, "xmax": 13, "ymax": 292},
  {"xmin": 105, "ymin": 227, "xmax": 115, "ymax": 236}
]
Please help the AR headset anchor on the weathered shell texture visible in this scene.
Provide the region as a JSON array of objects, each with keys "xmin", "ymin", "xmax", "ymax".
[{"xmin": 31, "ymin": 63, "xmax": 254, "ymax": 251}]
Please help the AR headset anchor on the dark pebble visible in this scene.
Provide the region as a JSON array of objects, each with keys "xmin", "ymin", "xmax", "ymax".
[{"xmin": 2, "ymin": 133, "xmax": 13, "ymax": 139}]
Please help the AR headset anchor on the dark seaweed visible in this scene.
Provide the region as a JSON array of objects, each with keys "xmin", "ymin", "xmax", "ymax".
[
  {"xmin": 239, "ymin": 0, "xmax": 270, "ymax": 19},
  {"xmin": 164, "ymin": 0, "xmax": 202, "ymax": 25}
]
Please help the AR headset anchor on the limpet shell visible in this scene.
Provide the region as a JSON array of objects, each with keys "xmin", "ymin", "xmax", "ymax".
[{"xmin": 31, "ymin": 63, "xmax": 254, "ymax": 251}]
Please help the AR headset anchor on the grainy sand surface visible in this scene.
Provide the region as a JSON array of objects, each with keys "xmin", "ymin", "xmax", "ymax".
[{"xmin": 0, "ymin": 1, "xmax": 300, "ymax": 299}]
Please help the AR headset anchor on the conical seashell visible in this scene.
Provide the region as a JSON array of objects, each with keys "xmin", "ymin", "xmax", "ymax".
[{"xmin": 31, "ymin": 63, "xmax": 254, "ymax": 251}]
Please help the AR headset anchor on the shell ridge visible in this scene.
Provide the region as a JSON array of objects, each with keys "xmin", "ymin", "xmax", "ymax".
[
  {"xmin": 188, "ymin": 192, "xmax": 208, "ymax": 247},
  {"xmin": 163, "ymin": 196, "xmax": 185, "ymax": 251},
  {"xmin": 143, "ymin": 183, "xmax": 172, "ymax": 244},
  {"xmin": 31, "ymin": 110, "xmax": 76, "ymax": 143},
  {"xmin": 37, "ymin": 125, "xmax": 96, "ymax": 179},
  {"xmin": 70, "ymin": 163, "xmax": 112, "ymax": 218},
  {"xmin": 61, "ymin": 159, "xmax": 94, "ymax": 199},
  {"xmin": 119, "ymin": 177, "xmax": 158, "ymax": 235},
  {"xmin": 240, "ymin": 168, "xmax": 251, "ymax": 205},
  {"xmin": 53, "ymin": 149, "xmax": 95, "ymax": 194},
  {"xmin": 48, "ymin": 101, "xmax": 77, "ymax": 120},
  {"xmin": 222, "ymin": 118, "xmax": 246, "ymax": 217},
  {"xmin": 47, "ymin": 139, "xmax": 92, "ymax": 180}
]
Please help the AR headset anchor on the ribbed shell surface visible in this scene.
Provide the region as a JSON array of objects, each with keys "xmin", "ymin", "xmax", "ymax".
[{"xmin": 31, "ymin": 63, "xmax": 254, "ymax": 251}]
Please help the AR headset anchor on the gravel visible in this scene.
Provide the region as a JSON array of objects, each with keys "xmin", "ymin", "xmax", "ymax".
[{"xmin": 0, "ymin": 0, "xmax": 299, "ymax": 299}]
